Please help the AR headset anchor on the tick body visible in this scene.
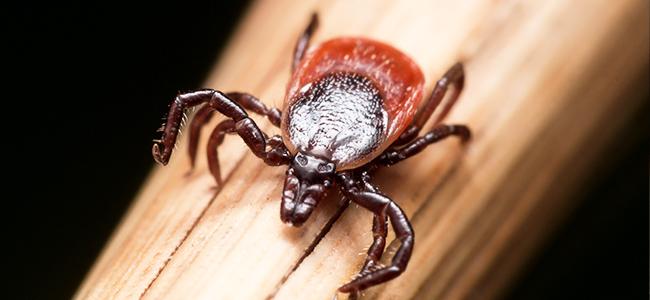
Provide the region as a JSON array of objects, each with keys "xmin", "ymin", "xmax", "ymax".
[
  {"xmin": 283, "ymin": 37, "xmax": 425, "ymax": 170},
  {"xmin": 152, "ymin": 14, "xmax": 470, "ymax": 294}
]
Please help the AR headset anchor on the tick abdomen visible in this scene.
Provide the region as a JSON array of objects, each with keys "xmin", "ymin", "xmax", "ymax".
[{"xmin": 287, "ymin": 72, "xmax": 387, "ymax": 167}]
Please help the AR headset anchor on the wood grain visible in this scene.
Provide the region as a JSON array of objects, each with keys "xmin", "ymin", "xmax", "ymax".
[{"xmin": 75, "ymin": 0, "xmax": 649, "ymax": 299}]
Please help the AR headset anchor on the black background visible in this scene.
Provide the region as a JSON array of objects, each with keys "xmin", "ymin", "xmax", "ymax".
[{"xmin": 7, "ymin": 2, "xmax": 647, "ymax": 299}]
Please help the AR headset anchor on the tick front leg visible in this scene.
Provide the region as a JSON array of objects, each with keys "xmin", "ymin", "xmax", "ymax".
[
  {"xmin": 206, "ymin": 119, "xmax": 288, "ymax": 185},
  {"xmin": 205, "ymin": 120, "xmax": 235, "ymax": 185},
  {"xmin": 187, "ymin": 92, "xmax": 282, "ymax": 169},
  {"xmin": 361, "ymin": 213, "xmax": 388, "ymax": 274},
  {"xmin": 378, "ymin": 124, "xmax": 471, "ymax": 167},
  {"xmin": 154, "ymin": 90, "xmax": 225, "ymax": 165},
  {"xmin": 292, "ymin": 13, "xmax": 318, "ymax": 73},
  {"xmin": 153, "ymin": 90, "xmax": 291, "ymax": 169},
  {"xmin": 353, "ymin": 173, "xmax": 389, "ymax": 275},
  {"xmin": 339, "ymin": 189, "xmax": 414, "ymax": 293},
  {"xmin": 188, "ymin": 104, "xmax": 217, "ymax": 169}
]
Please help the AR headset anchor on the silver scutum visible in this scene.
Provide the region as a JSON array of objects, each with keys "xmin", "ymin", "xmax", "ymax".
[{"xmin": 287, "ymin": 72, "xmax": 387, "ymax": 166}]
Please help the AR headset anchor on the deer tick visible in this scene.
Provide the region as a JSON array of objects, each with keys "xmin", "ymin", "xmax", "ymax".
[{"xmin": 152, "ymin": 14, "xmax": 470, "ymax": 293}]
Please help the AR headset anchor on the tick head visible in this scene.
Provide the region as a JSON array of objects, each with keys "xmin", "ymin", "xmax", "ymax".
[{"xmin": 280, "ymin": 152, "xmax": 336, "ymax": 226}]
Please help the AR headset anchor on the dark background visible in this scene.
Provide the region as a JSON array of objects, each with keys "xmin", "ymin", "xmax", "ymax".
[{"xmin": 7, "ymin": 2, "xmax": 647, "ymax": 299}]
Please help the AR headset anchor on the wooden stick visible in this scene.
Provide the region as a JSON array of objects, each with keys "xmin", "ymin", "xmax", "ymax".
[{"xmin": 75, "ymin": 0, "xmax": 649, "ymax": 299}]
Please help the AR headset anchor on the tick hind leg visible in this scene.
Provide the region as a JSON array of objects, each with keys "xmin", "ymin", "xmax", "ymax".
[
  {"xmin": 393, "ymin": 62, "xmax": 465, "ymax": 146},
  {"xmin": 187, "ymin": 92, "xmax": 282, "ymax": 169},
  {"xmin": 152, "ymin": 90, "xmax": 291, "ymax": 175},
  {"xmin": 377, "ymin": 124, "xmax": 470, "ymax": 166},
  {"xmin": 291, "ymin": 13, "xmax": 318, "ymax": 73}
]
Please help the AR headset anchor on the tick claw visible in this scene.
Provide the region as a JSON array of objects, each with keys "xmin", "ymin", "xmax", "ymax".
[{"xmin": 152, "ymin": 143, "xmax": 169, "ymax": 165}]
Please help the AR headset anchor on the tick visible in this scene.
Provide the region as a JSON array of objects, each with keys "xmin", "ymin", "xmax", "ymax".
[{"xmin": 152, "ymin": 14, "xmax": 470, "ymax": 294}]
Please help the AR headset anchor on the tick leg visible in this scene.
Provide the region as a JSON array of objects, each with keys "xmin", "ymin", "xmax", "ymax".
[
  {"xmin": 188, "ymin": 104, "xmax": 217, "ymax": 169},
  {"xmin": 205, "ymin": 120, "xmax": 235, "ymax": 185},
  {"xmin": 206, "ymin": 119, "xmax": 288, "ymax": 185},
  {"xmin": 187, "ymin": 92, "xmax": 282, "ymax": 169},
  {"xmin": 338, "ymin": 188, "xmax": 414, "ymax": 293},
  {"xmin": 352, "ymin": 173, "xmax": 389, "ymax": 274},
  {"xmin": 153, "ymin": 89, "xmax": 291, "ymax": 169},
  {"xmin": 291, "ymin": 13, "xmax": 318, "ymax": 73},
  {"xmin": 226, "ymin": 92, "xmax": 282, "ymax": 126},
  {"xmin": 378, "ymin": 124, "xmax": 470, "ymax": 166},
  {"xmin": 361, "ymin": 212, "xmax": 388, "ymax": 274},
  {"xmin": 393, "ymin": 63, "xmax": 465, "ymax": 146}
]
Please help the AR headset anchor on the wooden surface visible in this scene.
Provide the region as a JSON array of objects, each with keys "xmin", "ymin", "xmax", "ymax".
[{"xmin": 75, "ymin": 0, "xmax": 649, "ymax": 299}]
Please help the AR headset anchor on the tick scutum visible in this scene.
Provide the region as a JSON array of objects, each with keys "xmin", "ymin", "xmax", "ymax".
[{"xmin": 286, "ymin": 72, "xmax": 387, "ymax": 168}]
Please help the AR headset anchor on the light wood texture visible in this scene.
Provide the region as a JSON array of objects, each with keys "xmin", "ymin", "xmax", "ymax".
[{"xmin": 75, "ymin": 0, "xmax": 648, "ymax": 299}]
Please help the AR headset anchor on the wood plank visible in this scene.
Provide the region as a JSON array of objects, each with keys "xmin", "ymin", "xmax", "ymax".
[{"xmin": 75, "ymin": 0, "xmax": 649, "ymax": 299}]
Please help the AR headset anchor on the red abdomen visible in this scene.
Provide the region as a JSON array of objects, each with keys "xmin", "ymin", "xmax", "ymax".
[{"xmin": 282, "ymin": 38, "xmax": 425, "ymax": 170}]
